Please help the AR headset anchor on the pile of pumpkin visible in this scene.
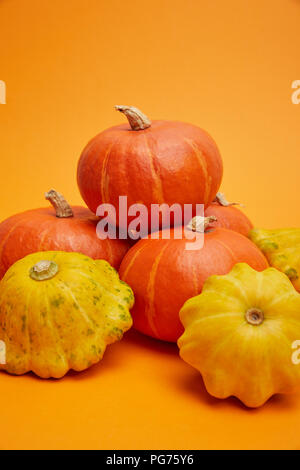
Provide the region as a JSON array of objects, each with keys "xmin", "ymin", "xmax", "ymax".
[{"xmin": 1, "ymin": 105, "xmax": 300, "ymax": 408}]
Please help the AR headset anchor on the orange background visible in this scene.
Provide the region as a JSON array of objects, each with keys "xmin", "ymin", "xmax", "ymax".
[{"xmin": 0, "ymin": 0, "xmax": 300, "ymax": 450}]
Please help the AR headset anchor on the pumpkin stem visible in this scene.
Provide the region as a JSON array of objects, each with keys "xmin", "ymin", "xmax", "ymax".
[
  {"xmin": 245, "ymin": 308, "xmax": 264, "ymax": 326},
  {"xmin": 187, "ymin": 215, "xmax": 217, "ymax": 233},
  {"xmin": 29, "ymin": 260, "xmax": 59, "ymax": 281},
  {"xmin": 214, "ymin": 192, "xmax": 244, "ymax": 207},
  {"xmin": 115, "ymin": 105, "xmax": 151, "ymax": 131},
  {"xmin": 45, "ymin": 189, "xmax": 74, "ymax": 218}
]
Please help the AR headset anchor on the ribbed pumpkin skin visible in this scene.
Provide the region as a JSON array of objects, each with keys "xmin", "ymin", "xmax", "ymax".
[
  {"xmin": 0, "ymin": 206, "xmax": 130, "ymax": 279},
  {"xmin": 77, "ymin": 121, "xmax": 223, "ymax": 227},
  {"xmin": 0, "ymin": 251, "xmax": 134, "ymax": 378},
  {"xmin": 119, "ymin": 227, "xmax": 268, "ymax": 342},
  {"xmin": 205, "ymin": 202, "xmax": 253, "ymax": 236},
  {"xmin": 178, "ymin": 263, "xmax": 300, "ymax": 408},
  {"xmin": 249, "ymin": 228, "xmax": 300, "ymax": 291}
]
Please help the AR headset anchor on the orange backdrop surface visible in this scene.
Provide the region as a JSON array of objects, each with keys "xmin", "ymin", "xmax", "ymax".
[{"xmin": 0, "ymin": 0, "xmax": 300, "ymax": 450}]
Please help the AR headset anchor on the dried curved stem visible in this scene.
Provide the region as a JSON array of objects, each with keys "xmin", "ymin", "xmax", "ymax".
[
  {"xmin": 187, "ymin": 215, "xmax": 217, "ymax": 233},
  {"xmin": 115, "ymin": 105, "xmax": 151, "ymax": 131},
  {"xmin": 45, "ymin": 189, "xmax": 74, "ymax": 218},
  {"xmin": 214, "ymin": 192, "xmax": 244, "ymax": 207}
]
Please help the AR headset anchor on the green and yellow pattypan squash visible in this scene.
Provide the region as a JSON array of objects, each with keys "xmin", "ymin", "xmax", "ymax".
[
  {"xmin": 0, "ymin": 251, "xmax": 134, "ymax": 378},
  {"xmin": 250, "ymin": 227, "xmax": 300, "ymax": 291},
  {"xmin": 178, "ymin": 263, "xmax": 300, "ymax": 408}
]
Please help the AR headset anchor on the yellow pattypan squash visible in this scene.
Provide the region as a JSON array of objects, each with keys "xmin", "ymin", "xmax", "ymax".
[
  {"xmin": 250, "ymin": 227, "xmax": 300, "ymax": 292},
  {"xmin": 178, "ymin": 263, "xmax": 300, "ymax": 408},
  {"xmin": 0, "ymin": 251, "xmax": 134, "ymax": 378}
]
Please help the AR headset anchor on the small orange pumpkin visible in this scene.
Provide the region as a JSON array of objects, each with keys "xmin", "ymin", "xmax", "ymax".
[
  {"xmin": 0, "ymin": 189, "xmax": 130, "ymax": 278},
  {"xmin": 204, "ymin": 192, "xmax": 253, "ymax": 236},
  {"xmin": 119, "ymin": 216, "xmax": 268, "ymax": 342},
  {"xmin": 77, "ymin": 105, "xmax": 223, "ymax": 229}
]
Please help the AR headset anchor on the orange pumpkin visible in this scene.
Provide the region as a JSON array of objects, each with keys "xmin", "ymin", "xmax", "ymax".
[
  {"xmin": 77, "ymin": 106, "xmax": 223, "ymax": 228},
  {"xmin": 119, "ymin": 216, "xmax": 268, "ymax": 342},
  {"xmin": 0, "ymin": 189, "xmax": 130, "ymax": 278},
  {"xmin": 204, "ymin": 192, "xmax": 253, "ymax": 236}
]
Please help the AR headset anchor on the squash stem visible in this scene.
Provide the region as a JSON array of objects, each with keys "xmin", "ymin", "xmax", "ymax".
[
  {"xmin": 29, "ymin": 260, "xmax": 59, "ymax": 281},
  {"xmin": 187, "ymin": 215, "xmax": 217, "ymax": 233},
  {"xmin": 115, "ymin": 105, "xmax": 151, "ymax": 131},
  {"xmin": 245, "ymin": 308, "xmax": 264, "ymax": 326},
  {"xmin": 45, "ymin": 189, "xmax": 73, "ymax": 218},
  {"xmin": 214, "ymin": 192, "xmax": 243, "ymax": 207}
]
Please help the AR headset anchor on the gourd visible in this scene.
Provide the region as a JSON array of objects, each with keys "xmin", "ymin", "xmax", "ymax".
[
  {"xmin": 178, "ymin": 263, "xmax": 300, "ymax": 408},
  {"xmin": 77, "ymin": 105, "xmax": 223, "ymax": 228},
  {"xmin": 0, "ymin": 189, "xmax": 130, "ymax": 279},
  {"xmin": 249, "ymin": 227, "xmax": 300, "ymax": 292},
  {"xmin": 119, "ymin": 216, "xmax": 268, "ymax": 342},
  {"xmin": 205, "ymin": 192, "xmax": 253, "ymax": 236},
  {"xmin": 0, "ymin": 251, "xmax": 134, "ymax": 378}
]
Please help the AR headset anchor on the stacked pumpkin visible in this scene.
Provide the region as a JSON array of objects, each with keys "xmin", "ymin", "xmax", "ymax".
[
  {"xmin": 76, "ymin": 105, "xmax": 300, "ymax": 407},
  {"xmin": 77, "ymin": 105, "xmax": 267, "ymax": 344},
  {"xmin": 1, "ymin": 105, "xmax": 300, "ymax": 408}
]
